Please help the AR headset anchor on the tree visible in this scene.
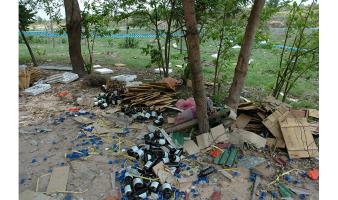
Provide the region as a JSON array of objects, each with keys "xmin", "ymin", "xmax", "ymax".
[
  {"xmin": 125, "ymin": 0, "xmax": 182, "ymax": 77},
  {"xmin": 225, "ymin": 0, "xmax": 266, "ymax": 110},
  {"xmin": 272, "ymin": 0, "xmax": 318, "ymax": 102},
  {"xmin": 19, "ymin": 3, "xmax": 38, "ymax": 66},
  {"xmin": 82, "ymin": 1, "xmax": 117, "ymax": 71},
  {"xmin": 202, "ymin": 0, "xmax": 249, "ymax": 97},
  {"xmin": 183, "ymin": 0, "xmax": 209, "ymax": 133},
  {"xmin": 64, "ymin": 0, "xmax": 86, "ymax": 76},
  {"xmin": 41, "ymin": 0, "xmax": 62, "ymax": 48}
]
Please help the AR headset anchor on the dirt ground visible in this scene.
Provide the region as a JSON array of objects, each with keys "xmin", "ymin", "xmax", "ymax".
[{"xmin": 19, "ymin": 67, "xmax": 319, "ymax": 200}]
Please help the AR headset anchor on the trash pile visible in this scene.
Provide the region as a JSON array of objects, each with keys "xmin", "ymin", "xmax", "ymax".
[
  {"xmin": 19, "ymin": 69, "xmax": 319, "ymax": 199},
  {"xmin": 120, "ymin": 128, "xmax": 183, "ymax": 199},
  {"xmin": 233, "ymin": 96, "xmax": 319, "ymax": 159}
]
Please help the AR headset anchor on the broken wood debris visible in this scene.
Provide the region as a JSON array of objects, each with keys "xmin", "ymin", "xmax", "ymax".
[
  {"xmin": 46, "ymin": 166, "xmax": 70, "ymax": 194},
  {"xmin": 122, "ymin": 82, "xmax": 177, "ymax": 110}
]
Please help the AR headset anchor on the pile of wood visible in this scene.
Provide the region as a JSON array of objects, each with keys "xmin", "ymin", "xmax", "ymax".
[
  {"xmin": 233, "ymin": 96, "xmax": 319, "ymax": 159},
  {"xmin": 19, "ymin": 67, "xmax": 30, "ymax": 90},
  {"xmin": 27, "ymin": 67, "xmax": 46, "ymax": 84},
  {"xmin": 122, "ymin": 82, "xmax": 176, "ymax": 110}
]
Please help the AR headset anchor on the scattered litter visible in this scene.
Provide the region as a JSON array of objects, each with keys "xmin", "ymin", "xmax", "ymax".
[
  {"xmin": 232, "ymin": 44, "xmax": 241, "ymax": 49},
  {"xmin": 46, "ymin": 166, "xmax": 70, "ymax": 193},
  {"xmin": 94, "ymin": 68, "xmax": 114, "ymax": 74},
  {"xmin": 237, "ymin": 156, "xmax": 265, "ymax": 169},
  {"xmin": 111, "ymin": 74, "xmax": 137, "ymax": 82},
  {"xmin": 20, "ymin": 190, "xmax": 49, "ymax": 200},
  {"xmin": 23, "ymin": 84, "xmax": 51, "ymax": 96},
  {"xmin": 154, "ymin": 68, "xmax": 173, "ymax": 74},
  {"xmin": 307, "ymin": 169, "xmax": 319, "ymax": 180}
]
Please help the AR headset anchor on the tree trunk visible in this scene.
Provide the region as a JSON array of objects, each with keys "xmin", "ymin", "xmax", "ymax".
[
  {"xmin": 64, "ymin": 0, "xmax": 86, "ymax": 76},
  {"xmin": 225, "ymin": 0, "xmax": 265, "ymax": 111},
  {"xmin": 50, "ymin": 20, "xmax": 55, "ymax": 48},
  {"xmin": 19, "ymin": 28, "xmax": 38, "ymax": 66},
  {"xmin": 183, "ymin": 0, "xmax": 210, "ymax": 134}
]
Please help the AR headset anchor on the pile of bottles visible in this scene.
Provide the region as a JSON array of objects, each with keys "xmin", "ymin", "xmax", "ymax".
[
  {"xmin": 94, "ymin": 91, "xmax": 123, "ymax": 109},
  {"xmin": 122, "ymin": 129, "xmax": 184, "ymax": 199},
  {"xmin": 121, "ymin": 105, "xmax": 165, "ymax": 126}
]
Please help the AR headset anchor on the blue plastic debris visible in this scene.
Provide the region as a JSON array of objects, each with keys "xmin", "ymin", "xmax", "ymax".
[
  {"xmin": 64, "ymin": 193, "xmax": 72, "ymax": 200},
  {"xmin": 271, "ymin": 191, "xmax": 279, "ymax": 198},
  {"xmin": 108, "ymin": 160, "xmax": 113, "ymax": 164},
  {"xmin": 114, "ymin": 159, "xmax": 119, "ymax": 164},
  {"xmin": 66, "ymin": 149, "xmax": 89, "ymax": 160},
  {"xmin": 59, "ymin": 162, "xmax": 65, "ymax": 166},
  {"xmin": 299, "ymin": 193, "xmax": 306, "ymax": 200},
  {"xmin": 293, "ymin": 179, "xmax": 300, "ymax": 185},
  {"xmin": 43, "ymin": 156, "xmax": 48, "ymax": 161},
  {"xmin": 249, "ymin": 172, "xmax": 257, "ymax": 182},
  {"xmin": 133, "ymin": 160, "xmax": 140, "ymax": 168},
  {"xmin": 83, "ymin": 126, "xmax": 94, "ymax": 132},
  {"xmin": 174, "ymin": 190, "xmax": 179, "ymax": 200},
  {"xmin": 259, "ymin": 191, "xmax": 266, "ymax": 200},
  {"xmin": 284, "ymin": 175, "xmax": 292, "ymax": 182},
  {"xmin": 20, "ymin": 178, "xmax": 26, "ymax": 184},
  {"xmin": 231, "ymin": 171, "xmax": 240, "ymax": 177},
  {"xmin": 31, "ymin": 159, "xmax": 37, "ymax": 163}
]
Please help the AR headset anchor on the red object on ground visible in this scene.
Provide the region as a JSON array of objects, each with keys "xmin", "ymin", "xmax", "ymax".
[
  {"xmin": 57, "ymin": 91, "xmax": 69, "ymax": 97},
  {"xmin": 68, "ymin": 107, "xmax": 80, "ymax": 112},
  {"xmin": 307, "ymin": 169, "xmax": 319, "ymax": 180},
  {"xmin": 210, "ymin": 191, "xmax": 222, "ymax": 200},
  {"xmin": 210, "ymin": 149, "xmax": 222, "ymax": 158}
]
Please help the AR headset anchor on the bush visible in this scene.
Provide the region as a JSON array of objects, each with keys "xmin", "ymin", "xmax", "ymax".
[
  {"xmin": 19, "ymin": 36, "xmax": 24, "ymax": 44},
  {"xmin": 61, "ymin": 38, "xmax": 67, "ymax": 44},
  {"xmin": 107, "ymin": 39, "xmax": 114, "ymax": 47},
  {"xmin": 119, "ymin": 38, "xmax": 139, "ymax": 48},
  {"xmin": 28, "ymin": 36, "xmax": 47, "ymax": 44}
]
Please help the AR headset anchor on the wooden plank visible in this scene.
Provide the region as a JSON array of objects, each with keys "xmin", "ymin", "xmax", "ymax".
[
  {"xmin": 279, "ymin": 117, "xmax": 319, "ymax": 158},
  {"xmin": 145, "ymin": 97, "xmax": 173, "ymax": 106},
  {"xmin": 288, "ymin": 109, "xmax": 309, "ymax": 118},
  {"xmin": 196, "ymin": 132, "xmax": 213, "ymax": 149},
  {"xmin": 20, "ymin": 190, "xmax": 49, "ymax": 200},
  {"xmin": 235, "ymin": 114, "xmax": 252, "ymax": 128},
  {"xmin": 210, "ymin": 124, "xmax": 229, "ymax": 143},
  {"xmin": 232, "ymin": 128, "xmax": 267, "ymax": 149},
  {"xmin": 262, "ymin": 105, "xmax": 289, "ymax": 147},
  {"xmin": 266, "ymin": 138, "xmax": 286, "ymax": 149},
  {"xmin": 183, "ymin": 140, "xmax": 200, "ymax": 155},
  {"xmin": 308, "ymin": 109, "xmax": 319, "ymax": 119},
  {"xmin": 46, "ymin": 166, "xmax": 70, "ymax": 193}
]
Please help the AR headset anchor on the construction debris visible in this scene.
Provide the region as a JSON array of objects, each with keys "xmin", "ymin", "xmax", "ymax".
[{"xmin": 23, "ymin": 84, "xmax": 51, "ymax": 96}]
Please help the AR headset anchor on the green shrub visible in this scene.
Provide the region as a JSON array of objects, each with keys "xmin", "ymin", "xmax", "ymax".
[{"xmin": 119, "ymin": 38, "xmax": 139, "ymax": 48}]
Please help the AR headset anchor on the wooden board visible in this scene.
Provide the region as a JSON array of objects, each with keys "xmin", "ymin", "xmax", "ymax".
[
  {"xmin": 234, "ymin": 114, "xmax": 252, "ymax": 128},
  {"xmin": 210, "ymin": 124, "xmax": 229, "ymax": 143},
  {"xmin": 232, "ymin": 128, "xmax": 267, "ymax": 149},
  {"xmin": 279, "ymin": 117, "xmax": 319, "ymax": 158},
  {"xmin": 20, "ymin": 190, "xmax": 49, "ymax": 200},
  {"xmin": 183, "ymin": 140, "xmax": 200, "ymax": 155},
  {"xmin": 262, "ymin": 105, "xmax": 289, "ymax": 147},
  {"xmin": 196, "ymin": 132, "xmax": 213, "ymax": 149},
  {"xmin": 308, "ymin": 109, "xmax": 319, "ymax": 119},
  {"xmin": 266, "ymin": 138, "xmax": 286, "ymax": 149},
  {"xmin": 46, "ymin": 166, "xmax": 70, "ymax": 193}
]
